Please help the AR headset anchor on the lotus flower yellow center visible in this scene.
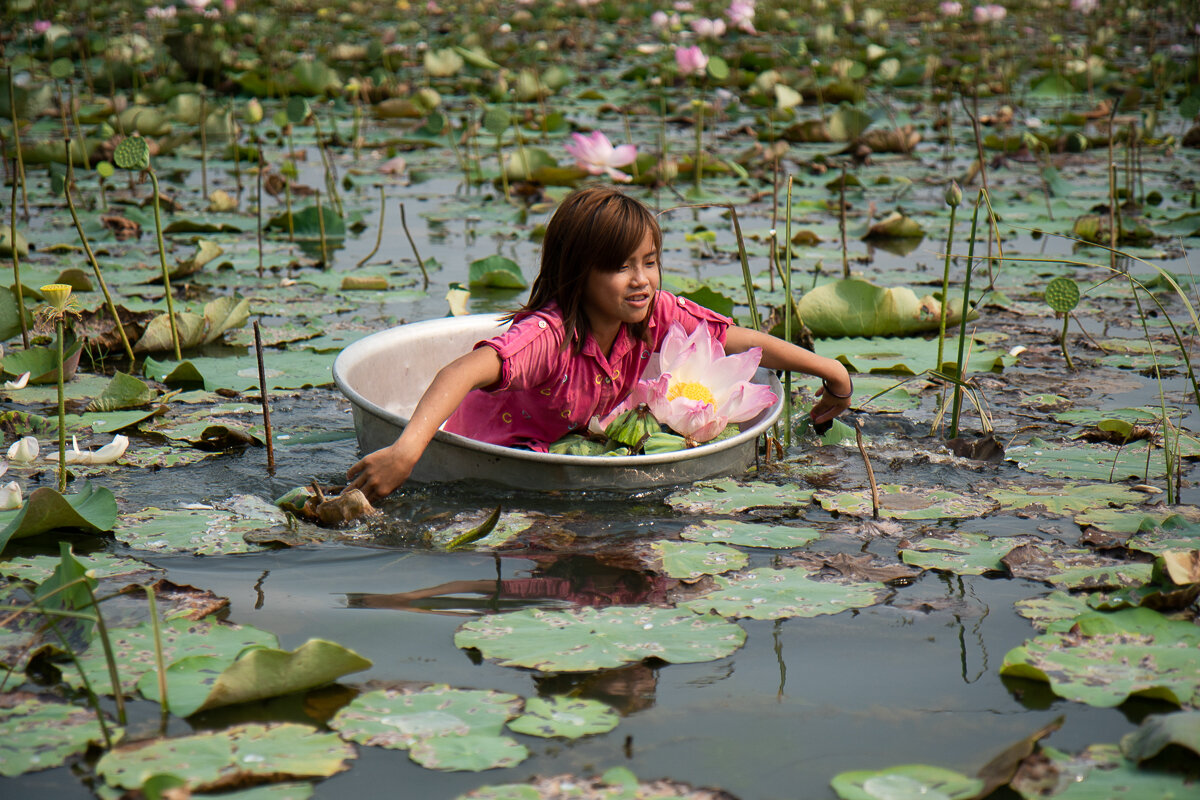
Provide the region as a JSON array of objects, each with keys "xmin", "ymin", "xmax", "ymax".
[
  {"xmin": 40, "ymin": 283, "xmax": 73, "ymax": 311},
  {"xmin": 667, "ymin": 380, "xmax": 715, "ymax": 408}
]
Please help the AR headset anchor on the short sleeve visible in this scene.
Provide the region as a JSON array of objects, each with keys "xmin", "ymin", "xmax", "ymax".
[
  {"xmin": 476, "ymin": 313, "xmax": 564, "ymax": 392},
  {"xmin": 651, "ymin": 291, "xmax": 733, "ymax": 350}
]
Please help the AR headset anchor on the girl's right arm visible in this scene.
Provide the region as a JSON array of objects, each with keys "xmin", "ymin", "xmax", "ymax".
[{"xmin": 346, "ymin": 346, "xmax": 503, "ymax": 502}]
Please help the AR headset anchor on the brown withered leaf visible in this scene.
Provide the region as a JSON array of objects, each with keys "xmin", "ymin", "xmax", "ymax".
[
  {"xmin": 1162, "ymin": 550, "xmax": 1200, "ymax": 585},
  {"xmin": 120, "ymin": 579, "xmax": 229, "ymax": 621},
  {"xmin": 856, "ymin": 125, "xmax": 920, "ymax": 153},
  {"xmin": 1002, "ymin": 543, "xmax": 1057, "ymax": 577},
  {"xmin": 975, "ymin": 716, "xmax": 1064, "ymax": 798},
  {"xmin": 821, "ymin": 553, "xmax": 920, "ymax": 583},
  {"xmin": 101, "ymin": 215, "xmax": 141, "ymax": 240}
]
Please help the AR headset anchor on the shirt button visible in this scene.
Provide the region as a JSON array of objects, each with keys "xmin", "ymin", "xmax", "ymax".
[
  {"xmin": 677, "ymin": 296, "xmax": 686, "ymax": 306},
  {"xmin": 605, "ymin": 378, "xmax": 611, "ymax": 384},
  {"xmin": 538, "ymin": 320, "xmax": 547, "ymax": 328}
]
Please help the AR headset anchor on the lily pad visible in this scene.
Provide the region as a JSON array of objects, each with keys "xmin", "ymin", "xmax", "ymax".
[
  {"xmin": 63, "ymin": 617, "xmax": 278, "ymax": 695},
  {"xmin": 138, "ymin": 639, "xmax": 372, "ymax": 717},
  {"xmin": 85, "ymin": 372, "xmax": 157, "ymax": 412},
  {"xmin": 453, "ymin": 606, "xmax": 746, "ymax": 672},
  {"xmin": 506, "ymin": 696, "xmax": 619, "ymax": 739},
  {"xmin": 647, "ymin": 540, "xmax": 747, "ymax": 580},
  {"xmin": 0, "ymin": 552, "xmax": 160, "ymax": 585},
  {"xmin": 684, "ymin": 567, "xmax": 887, "ymax": 620},
  {"xmin": 468, "ymin": 255, "xmax": 526, "ymax": 289},
  {"xmin": 95, "ymin": 723, "xmax": 354, "ymax": 791},
  {"xmin": 143, "ymin": 350, "xmax": 335, "ymax": 391},
  {"xmin": 818, "ymin": 336, "xmax": 1009, "ymax": 375},
  {"xmin": 901, "ymin": 532, "xmax": 1029, "ymax": 575},
  {"xmin": 1011, "ymin": 743, "xmax": 1195, "ymax": 799},
  {"xmin": 987, "ymin": 483, "xmax": 1147, "ymax": 515},
  {"xmin": 457, "ymin": 768, "xmax": 736, "ymax": 800},
  {"xmin": 1006, "ymin": 437, "xmax": 1165, "ymax": 480},
  {"xmin": 1014, "ymin": 591, "xmax": 1096, "ymax": 632},
  {"xmin": 409, "ymin": 734, "xmax": 529, "ymax": 772},
  {"xmin": 330, "ymin": 685, "xmax": 521, "ymax": 749},
  {"xmin": 1128, "ymin": 518, "xmax": 1200, "ymax": 556},
  {"xmin": 830, "ymin": 764, "xmax": 984, "ymax": 800},
  {"xmin": 0, "ymin": 692, "xmax": 116, "ymax": 777},
  {"xmin": 1000, "ymin": 607, "xmax": 1200, "ymax": 707},
  {"xmin": 114, "ymin": 503, "xmax": 283, "ymax": 555},
  {"xmin": 665, "ymin": 479, "xmax": 814, "ymax": 515},
  {"xmin": 679, "ymin": 519, "xmax": 821, "ymax": 549},
  {"xmin": 0, "ymin": 483, "xmax": 118, "ymax": 554},
  {"xmin": 1120, "ymin": 710, "xmax": 1200, "ymax": 762},
  {"xmin": 799, "ymin": 279, "xmax": 974, "ymax": 338},
  {"xmin": 817, "ymin": 485, "xmax": 996, "ymax": 519}
]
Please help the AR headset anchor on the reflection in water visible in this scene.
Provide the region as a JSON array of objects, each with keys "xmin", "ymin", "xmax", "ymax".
[
  {"xmin": 345, "ymin": 554, "xmax": 679, "ymax": 617},
  {"xmin": 535, "ymin": 663, "xmax": 659, "ymax": 715}
]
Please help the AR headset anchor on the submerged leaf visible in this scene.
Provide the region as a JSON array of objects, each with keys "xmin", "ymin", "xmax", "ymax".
[
  {"xmin": 830, "ymin": 764, "xmax": 983, "ymax": 800},
  {"xmin": 506, "ymin": 696, "xmax": 619, "ymax": 739},
  {"xmin": 0, "ymin": 692, "xmax": 116, "ymax": 777}
]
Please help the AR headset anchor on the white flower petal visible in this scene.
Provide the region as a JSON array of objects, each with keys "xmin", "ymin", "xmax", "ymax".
[
  {"xmin": 0, "ymin": 481, "xmax": 22, "ymax": 510},
  {"xmin": 4, "ymin": 372, "xmax": 30, "ymax": 390},
  {"xmin": 7, "ymin": 436, "xmax": 39, "ymax": 463}
]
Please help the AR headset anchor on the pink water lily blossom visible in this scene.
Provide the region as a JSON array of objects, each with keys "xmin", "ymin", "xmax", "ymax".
[
  {"xmin": 726, "ymin": 0, "xmax": 756, "ymax": 34},
  {"xmin": 691, "ymin": 18, "xmax": 727, "ymax": 39},
  {"xmin": 593, "ymin": 322, "xmax": 777, "ymax": 443},
  {"xmin": 675, "ymin": 45, "xmax": 709, "ymax": 76},
  {"xmin": 939, "ymin": 1, "xmax": 963, "ymax": 16},
  {"xmin": 973, "ymin": 3, "xmax": 1007, "ymax": 23},
  {"xmin": 1070, "ymin": 0, "xmax": 1097, "ymax": 13},
  {"xmin": 564, "ymin": 131, "xmax": 638, "ymax": 183}
]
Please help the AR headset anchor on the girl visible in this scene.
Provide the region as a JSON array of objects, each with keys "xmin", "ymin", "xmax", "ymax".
[{"xmin": 347, "ymin": 185, "xmax": 853, "ymax": 501}]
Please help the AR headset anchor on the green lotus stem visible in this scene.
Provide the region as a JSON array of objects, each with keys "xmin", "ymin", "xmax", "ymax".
[
  {"xmin": 949, "ymin": 191, "xmax": 985, "ymax": 439},
  {"xmin": 511, "ymin": 107, "xmax": 532, "ymax": 182},
  {"xmin": 56, "ymin": 318, "xmax": 66, "ymax": 492},
  {"xmin": 232, "ymin": 110, "xmax": 242, "ymax": 191},
  {"xmin": 494, "ymin": 130, "xmax": 510, "ymax": 202},
  {"xmin": 8, "ymin": 67, "xmax": 29, "ymax": 220},
  {"xmin": 693, "ymin": 91, "xmax": 704, "ymax": 196},
  {"xmin": 311, "ymin": 115, "xmax": 343, "ymax": 217},
  {"xmin": 351, "ymin": 100, "xmax": 362, "ymax": 162},
  {"xmin": 357, "ymin": 184, "xmax": 385, "ymax": 268},
  {"xmin": 400, "ymin": 203, "xmax": 429, "ymax": 288},
  {"xmin": 1059, "ymin": 314, "xmax": 1074, "ymax": 371},
  {"xmin": 147, "ymin": 170, "xmax": 182, "ymax": 360},
  {"xmin": 839, "ymin": 163, "xmax": 849, "ymax": 279},
  {"xmin": 63, "ymin": 144, "xmax": 135, "ymax": 363},
  {"xmin": 8, "ymin": 160, "xmax": 28, "ymax": 347},
  {"xmin": 143, "ymin": 584, "xmax": 169, "ymax": 725},
  {"xmin": 256, "ymin": 147, "xmax": 264, "ymax": 278},
  {"xmin": 727, "ymin": 204, "xmax": 761, "ymax": 332},
  {"xmin": 784, "ymin": 175, "xmax": 794, "ymax": 450},
  {"xmin": 316, "ymin": 189, "xmax": 329, "ymax": 267},
  {"xmin": 936, "ymin": 205, "xmax": 958, "ymax": 370},
  {"xmin": 81, "ymin": 579, "xmax": 127, "ymax": 726},
  {"xmin": 67, "ymin": 83, "xmax": 90, "ymax": 171},
  {"xmin": 37, "ymin": 609, "xmax": 112, "ymax": 749},
  {"xmin": 446, "ymin": 116, "xmax": 470, "ymax": 190},
  {"xmin": 199, "ymin": 90, "xmax": 209, "ymax": 199}
]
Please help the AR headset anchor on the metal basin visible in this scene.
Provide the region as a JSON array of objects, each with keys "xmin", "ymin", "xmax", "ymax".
[{"xmin": 333, "ymin": 314, "xmax": 784, "ymax": 491}]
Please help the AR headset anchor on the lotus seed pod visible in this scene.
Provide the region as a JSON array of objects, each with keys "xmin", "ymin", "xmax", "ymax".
[
  {"xmin": 1044, "ymin": 276, "xmax": 1080, "ymax": 313},
  {"xmin": 40, "ymin": 283, "xmax": 73, "ymax": 312},
  {"xmin": 944, "ymin": 180, "xmax": 962, "ymax": 208},
  {"xmin": 243, "ymin": 98, "xmax": 264, "ymax": 125}
]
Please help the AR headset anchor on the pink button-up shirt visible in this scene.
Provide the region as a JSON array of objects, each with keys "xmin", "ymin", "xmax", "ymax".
[{"xmin": 444, "ymin": 291, "xmax": 732, "ymax": 450}]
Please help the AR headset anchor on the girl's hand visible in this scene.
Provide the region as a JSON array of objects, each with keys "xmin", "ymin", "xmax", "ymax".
[
  {"xmin": 810, "ymin": 368, "xmax": 854, "ymax": 425},
  {"xmin": 347, "ymin": 441, "xmax": 417, "ymax": 503}
]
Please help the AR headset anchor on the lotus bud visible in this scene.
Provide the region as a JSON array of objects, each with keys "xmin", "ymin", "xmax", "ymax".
[
  {"xmin": 944, "ymin": 180, "xmax": 962, "ymax": 208},
  {"xmin": 40, "ymin": 283, "xmax": 73, "ymax": 312},
  {"xmin": 243, "ymin": 97, "xmax": 264, "ymax": 125},
  {"xmin": 604, "ymin": 404, "xmax": 661, "ymax": 449},
  {"xmin": 0, "ymin": 481, "xmax": 21, "ymax": 510},
  {"xmin": 414, "ymin": 87, "xmax": 441, "ymax": 111},
  {"xmin": 7, "ymin": 436, "xmax": 39, "ymax": 463}
]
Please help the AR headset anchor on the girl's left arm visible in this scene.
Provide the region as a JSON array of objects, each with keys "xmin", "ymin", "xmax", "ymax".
[{"xmin": 724, "ymin": 325, "xmax": 853, "ymax": 424}]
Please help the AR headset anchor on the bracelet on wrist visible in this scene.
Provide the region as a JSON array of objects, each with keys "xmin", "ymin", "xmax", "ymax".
[{"xmin": 822, "ymin": 377, "xmax": 853, "ymax": 399}]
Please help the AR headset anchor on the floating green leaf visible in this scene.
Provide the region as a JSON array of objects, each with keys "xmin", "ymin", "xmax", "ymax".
[
  {"xmin": 114, "ymin": 506, "xmax": 278, "ymax": 555},
  {"xmin": 1006, "ymin": 438, "xmax": 1164, "ymax": 480},
  {"xmin": 1012, "ymin": 743, "xmax": 1194, "ymax": 800},
  {"xmin": 0, "ymin": 552, "xmax": 159, "ymax": 585},
  {"xmin": 138, "ymin": 639, "xmax": 372, "ymax": 717},
  {"xmin": 468, "ymin": 255, "xmax": 526, "ymax": 289},
  {"xmin": 679, "ymin": 519, "xmax": 821, "ymax": 549},
  {"xmin": 95, "ymin": 723, "xmax": 354, "ymax": 791},
  {"xmin": 454, "ymin": 606, "xmax": 745, "ymax": 672},
  {"xmin": 1120, "ymin": 710, "xmax": 1200, "ymax": 762},
  {"xmin": 685, "ymin": 567, "xmax": 886, "ymax": 620},
  {"xmin": 817, "ymin": 485, "xmax": 996, "ymax": 519},
  {"xmin": 409, "ymin": 734, "xmax": 528, "ymax": 772},
  {"xmin": 831, "ymin": 764, "xmax": 984, "ymax": 800},
  {"xmin": 331, "ymin": 685, "xmax": 521, "ymax": 749},
  {"xmin": 86, "ymin": 372, "xmax": 157, "ymax": 412},
  {"xmin": 1000, "ymin": 608, "xmax": 1200, "ymax": 707},
  {"xmin": 799, "ymin": 279, "xmax": 973, "ymax": 337},
  {"xmin": 648, "ymin": 540, "xmax": 746, "ymax": 580},
  {"xmin": 987, "ymin": 483, "xmax": 1146, "ymax": 515},
  {"xmin": 666, "ymin": 479, "xmax": 814, "ymax": 515},
  {"xmin": 901, "ymin": 532, "xmax": 1028, "ymax": 575},
  {"xmin": 506, "ymin": 696, "xmax": 619, "ymax": 739},
  {"xmin": 0, "ymin": 693, "xmax": 116, "ymax": 777},
  {"xmin": 1015, "ymin": 591, "xmax": 1096, "ymax": 632},
  {"xmin": 0, "ymin": 483, "xmax": 118, "ymax": 554}
]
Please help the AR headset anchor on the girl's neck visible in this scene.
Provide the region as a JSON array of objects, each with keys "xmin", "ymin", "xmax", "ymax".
[{"xmin": 589, "ymin": 319, "xmax": 621, "ymax": 358}]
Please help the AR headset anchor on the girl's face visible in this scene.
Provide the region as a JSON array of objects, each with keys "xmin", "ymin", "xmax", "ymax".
[{"xmin": 582, "ymin": 228, "xmax": 660, "ymax": 338}]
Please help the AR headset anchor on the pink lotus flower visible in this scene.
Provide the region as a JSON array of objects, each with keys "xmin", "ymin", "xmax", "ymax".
[
  {"xmin": 1070, "ymin": 0, "xmax": 1097, "ymax": 13},
  {"xmin": 564, "ymin": 131, "xmax": 638, "ymax": 183},
  {"xmin": 620, "ymin": 322, "xmax": 776, "ymax": 443},
  {"xmin": 939, "ymin": 1, "xmax": 963, "ymax": 16},
  {"xmin": 651, "ymin": 10, "xmax": 678, "ymax": 29},
  {"xmin": 675, "ymin": 45, "xmax": 709, "ymax": 76},
  {"xmin": 973, "ymin": 3, "xmax": 1006, "ymax": 23},
  {"xmin": 146, "ymin": 5, "xmax": 177, "ymax": 19},
  {"xmin": 726, "ymin": 0, "xmax": 756, "ymax": 34},
  {"xmin": 691, "ymin": 18, "xmax": 727, "ymax": 39}
]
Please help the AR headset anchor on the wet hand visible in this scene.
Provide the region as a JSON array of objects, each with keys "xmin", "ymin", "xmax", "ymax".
[{"xmin": 346, "ymin": 443, "xmax": 415, "ymax": 504}]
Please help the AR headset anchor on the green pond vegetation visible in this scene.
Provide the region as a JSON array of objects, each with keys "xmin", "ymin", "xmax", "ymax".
[{"xmin": 1, "ymin": 0, "xmax": 1200, "ymax": 798}]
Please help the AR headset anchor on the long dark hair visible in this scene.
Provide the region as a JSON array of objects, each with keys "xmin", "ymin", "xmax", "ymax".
[{"xmin": 518, "ymin": 185, "xmax": 661, "ymax": 351}]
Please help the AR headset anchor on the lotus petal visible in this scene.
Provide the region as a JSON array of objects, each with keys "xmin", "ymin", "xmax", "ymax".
[
  {"xmin": 0, "ymin": 480, "xmax": 22, "ymax": 510},
  {"xmin": 4, "ymin": 371, "xmax": 30, "ymax": 390},
  {"xmin": 7, "ymin": 436, "xmax": 39, "ymax": 463}
]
